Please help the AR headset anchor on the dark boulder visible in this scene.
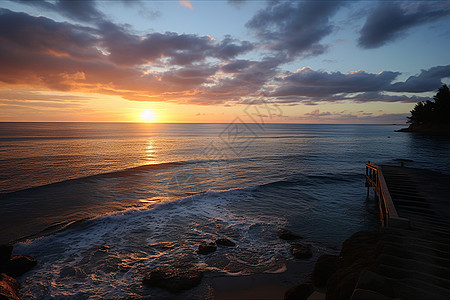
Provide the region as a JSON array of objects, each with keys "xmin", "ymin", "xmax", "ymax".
[
  {"xmin": 142, "ymin": 267, "xmax": 203, "ymax": 293},
  {"xmin": 355, "ymin": 270, "xmax": 395, "ymax": 298},
  {"xmin": 326, "ymin": 230, "xmax": 381, "ymax": 300},
  {"xmin": 279, "ymin": 229, "xmax": 303, "ymax": 241},
  {"xmin": 284, "ymin": 283, "xmax": 314, "ymax": 300},
  {"xmin": 312, "ymin": 254, "xmax": 339, "ymax": 288},
  {"xmin": 215, "ymin": 238, "xmax": 235, "ymax": 247},
  {"xmin": 0, "ymin": 273, "xmax": 19, "ymax": 300},
  {"xmin": 4, "ymin": 255, "xmax": 37, "ymax": 277},
  {"xmin": 197, "ymin": 242, "xmax": 216, "ymax": 255},
  {"xmin": 351, "ymin": 289, "xmax": 393, "ymax": 300},
  {"xmin": 291, "ymin": 243, "xmax": 312, "ymax": 259},
  {"xmin": 0, "ymin": 245, "xmax": 12, "ymax": 264}
]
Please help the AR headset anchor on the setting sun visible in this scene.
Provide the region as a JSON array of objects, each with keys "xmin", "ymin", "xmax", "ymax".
[{"xmin": 140, "ymin": 109, "xmax": 157, "ymax": 122}]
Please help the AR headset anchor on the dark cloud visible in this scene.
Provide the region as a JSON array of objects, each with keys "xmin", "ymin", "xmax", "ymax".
[
  {"xmin": 332, "ymin": 92, "xmax": 429, "ymax": 104},
  {"xmin": 300, "ymin": 110, "xmax": 409, "ymax": 124},
  {"xmin": 0, "ymin": 9, "xmax": 257, "ymax": 101},
  {"xmin": 0, "ymin": 8, "xmax": 100, "ymax": 60},
  {"xmin": 268, "ymin": 66, "xmax": 445, "ymax": 105},
  {"xmin": 198, "ymin": 55, "xmax": 289, "ymax": 103},
  {"xmin": 214, "ymin": 36, "xmax": 254, "ymax": 60},
  {"xmin": 96, "ymin": 22, "xmax": 253, "ymax": 66},
  {"xmin": 157, "ymin": 65, "xmax": 219, "ymax": 88},
  {"xmin": 246, "ymin": 0, "xmax": 343, "ymax": 57},
  {"xmin": 12, "ymin": 0, "xmax": 105, "ymax": 23},
  {"xmin": 389, "ymin": 65, "xmax": 450, "ymax": 93},
  {"xmin": 358, "ymin": 2, "xmax": 450, "ymax": 49},
  {"xmin": 272, "ymin": 67, "xmax": 400, "ymax": 98},
  {"xmin": 0, "ymin": 5, "xmax": 447, "ymax": 108},
  {"xmin": 221, "ymin": 60, "xmax": 256, "ymax": 73}
]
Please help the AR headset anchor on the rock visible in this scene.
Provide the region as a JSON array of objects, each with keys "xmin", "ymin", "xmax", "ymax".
[
  {"xmin": 279, "ymin": 229, "xmax": 303, "ymax": 240},
  {"xmin": 0, "ymin": 273, "xmax": 19, "ymax": 300},
  {"xmin": 326, "ymin": 230, "xmax": 382, "ymax": 300},
  {"xmin": 215, "ymin": 238, "xmax": 235, "ymax": 247},
  {"xmin": 197, "ymin": 242, "xmax": 216, "ymax": 255},
  {"xmin": 312, "ymin": 254, "xmax": 339, "ymax": 288},
  {"xmin": 142, "ymin": 267, "xmax": 203, "ymax": 293},
  {"xmin": 327, "ymin": 271, "xmax": 361, "ymax": 300},
  {"xmin": 284, "ymin": 283, "xmax": 314, "ymax": 300},
  {"xmin": 308, "ymin": 291, "xmax": 327, "ymax": 300},
  {"xmin": 351, "ymin": 289, "xmax": 393, "ymax": 300},
  {"xmin": 0, "ymin": 245, "xmax": 12, "ymax": 264},
  {"xmin": 4, "ymin": 255, "xmax": 37, "ymax": 277},
  {"xmin": 355, "ymin": 270, "xmax": 395, "ymax": 298},
  {"xmin": 291, "ymin": 243, "xmax": 312, "ymax": 259}
]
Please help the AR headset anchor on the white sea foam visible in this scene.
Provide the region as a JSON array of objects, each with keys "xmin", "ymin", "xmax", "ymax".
[{"xmin": 16, "ymin": 187, "xmax": 296, "ymax": 299}]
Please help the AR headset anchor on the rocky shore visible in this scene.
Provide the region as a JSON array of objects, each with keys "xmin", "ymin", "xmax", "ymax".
[
  {"xmin": 4, "ymin": 229, "xmax": 423, "ymax": 299},
  {"xmin": 0, "ymin": 244, "xmax": 37, "ymax": 300},
  {"xmin": 141, "ymin": 231, "xmax": 316, "ymax": 296},
  {"xmin": 286, "ymin": 224, "xmax": 450, "ymax": 300},
  {"xmin": 284, "ymin": 230, "xmax": 383, "ymax": 300}
]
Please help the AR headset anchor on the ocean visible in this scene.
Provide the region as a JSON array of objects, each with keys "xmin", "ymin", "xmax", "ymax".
[{"xmin": 1, "ymin": 122, "xmax": 449, "ymax": 299}]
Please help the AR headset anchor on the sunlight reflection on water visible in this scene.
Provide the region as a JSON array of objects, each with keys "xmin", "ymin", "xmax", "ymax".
[{"xmin": 145, "ymin": 139, "xmax": 158, "ymax": 164}]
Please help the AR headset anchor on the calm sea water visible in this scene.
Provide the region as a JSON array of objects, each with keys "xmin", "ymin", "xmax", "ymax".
[{"xmin": 1, "ymin": 122, "xmax": 449, "ymax": 299}]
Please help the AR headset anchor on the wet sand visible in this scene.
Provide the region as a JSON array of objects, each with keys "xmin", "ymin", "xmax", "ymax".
[{"xmin": 209, "ymin": 259, "xmax": 317, "ymax": 299}]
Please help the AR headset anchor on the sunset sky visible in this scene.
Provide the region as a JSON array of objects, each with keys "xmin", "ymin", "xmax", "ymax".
[{"xmin": 1, "ymin": 0, "xmax": 450, "ymax": 123}]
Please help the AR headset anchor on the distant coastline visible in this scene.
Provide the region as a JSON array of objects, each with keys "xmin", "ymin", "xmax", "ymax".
[{"xmin": 396, "ymin": 123, "xmax": 450, "ymax": 134}]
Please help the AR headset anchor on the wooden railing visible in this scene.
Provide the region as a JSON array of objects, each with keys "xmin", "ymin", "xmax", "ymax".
[{"xmin": 365, "ymin": 162, "xmax": 399, "ymax": 227}]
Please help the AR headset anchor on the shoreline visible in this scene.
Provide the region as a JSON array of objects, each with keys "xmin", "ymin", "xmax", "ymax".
[
  {"xmin": 396, "ymin": 123, "xmax": 450, "ymax": 134},
  {"xmin": 210, "ymin": 259, "xmax": 318, "ymax": 299}
]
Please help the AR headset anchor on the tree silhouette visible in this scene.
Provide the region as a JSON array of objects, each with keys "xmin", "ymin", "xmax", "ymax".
[{"xmin": 407, "ymin": 85, "xmax": 450, "ymax": 125}]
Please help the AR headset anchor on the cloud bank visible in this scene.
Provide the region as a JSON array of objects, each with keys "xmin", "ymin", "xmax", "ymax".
[
  {"xmin": 1, "ymin": 1, "xmax": 449, "ymax": 111},
  {"xmin": 246, "ymin": 1, "xmax": 343, "ymax": 57},
  {"xmin": 358, "ymin": 2, "xmax": 450, "ymax": 49}
]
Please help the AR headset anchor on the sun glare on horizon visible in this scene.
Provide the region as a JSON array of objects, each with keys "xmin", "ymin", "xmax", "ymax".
[{"xmin": 140, "ymin": 109, "xmax": 157, "ymax": 122}]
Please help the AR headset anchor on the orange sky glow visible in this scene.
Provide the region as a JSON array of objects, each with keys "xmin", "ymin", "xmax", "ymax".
[{"xmin": 1, "ymin": 1, "xmax": 449, "ymax": 123}]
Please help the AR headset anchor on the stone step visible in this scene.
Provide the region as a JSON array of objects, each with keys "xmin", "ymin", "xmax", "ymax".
[
  {"xmin": 351, "ymin": 289, "xmax": 392, "ymax": 300},
  {"xmin": 395, "ymin": 212, "xmax": 450, "ymax": 229},
  {"xmin": 378, "ymin": 243, "xmax": 450, "ymax": 268},
  {"xmin": 396, "ymin": 207, "xmax": 436, "ymax": 217},
  {"xmin": 409, "ymin": 223, "xmax": 450, "ymax": 235},
  {"xmin": 379, "ymin": 239, "xmax": 450, "ymax": 259},
  {"xmin": 377, "ymin": 254, "xmax": 450, "ymax": 279},
  {"xmin": 383, "ymin": 227, "xmax": 450, "ymax": 242},
  {"xmin": 393, "ymin": 278, "xmax": 450, "ymax": 300},
  {"xmin": 392, "ymin": 195, "xmax": 428, "ymax": 202},
  {"xmin": 382, "ymin": 232, "xmax": 450, "ymax": 249},
  {"xmin": 377, "ymin": 264, "xmax": 450, "ymax": 290},
  {"xmin": 392, "ymin": 199, "xmax": 430, "ymax": 208}
]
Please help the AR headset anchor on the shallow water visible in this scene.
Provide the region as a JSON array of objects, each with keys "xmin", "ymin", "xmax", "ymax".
[{"xmin": 1, "ymin": 122, "xmax": 449, "ymax": 298}]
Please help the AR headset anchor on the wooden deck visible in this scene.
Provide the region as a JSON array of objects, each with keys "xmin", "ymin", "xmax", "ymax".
[{"xmin": 358, "ymin": 164, "xmax": 450, "ymax": 300}]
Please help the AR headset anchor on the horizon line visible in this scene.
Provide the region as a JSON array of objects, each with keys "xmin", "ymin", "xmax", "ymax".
[{"xmin": 0, "ymin": 121, "xmax": 407, "ymax": 125}]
